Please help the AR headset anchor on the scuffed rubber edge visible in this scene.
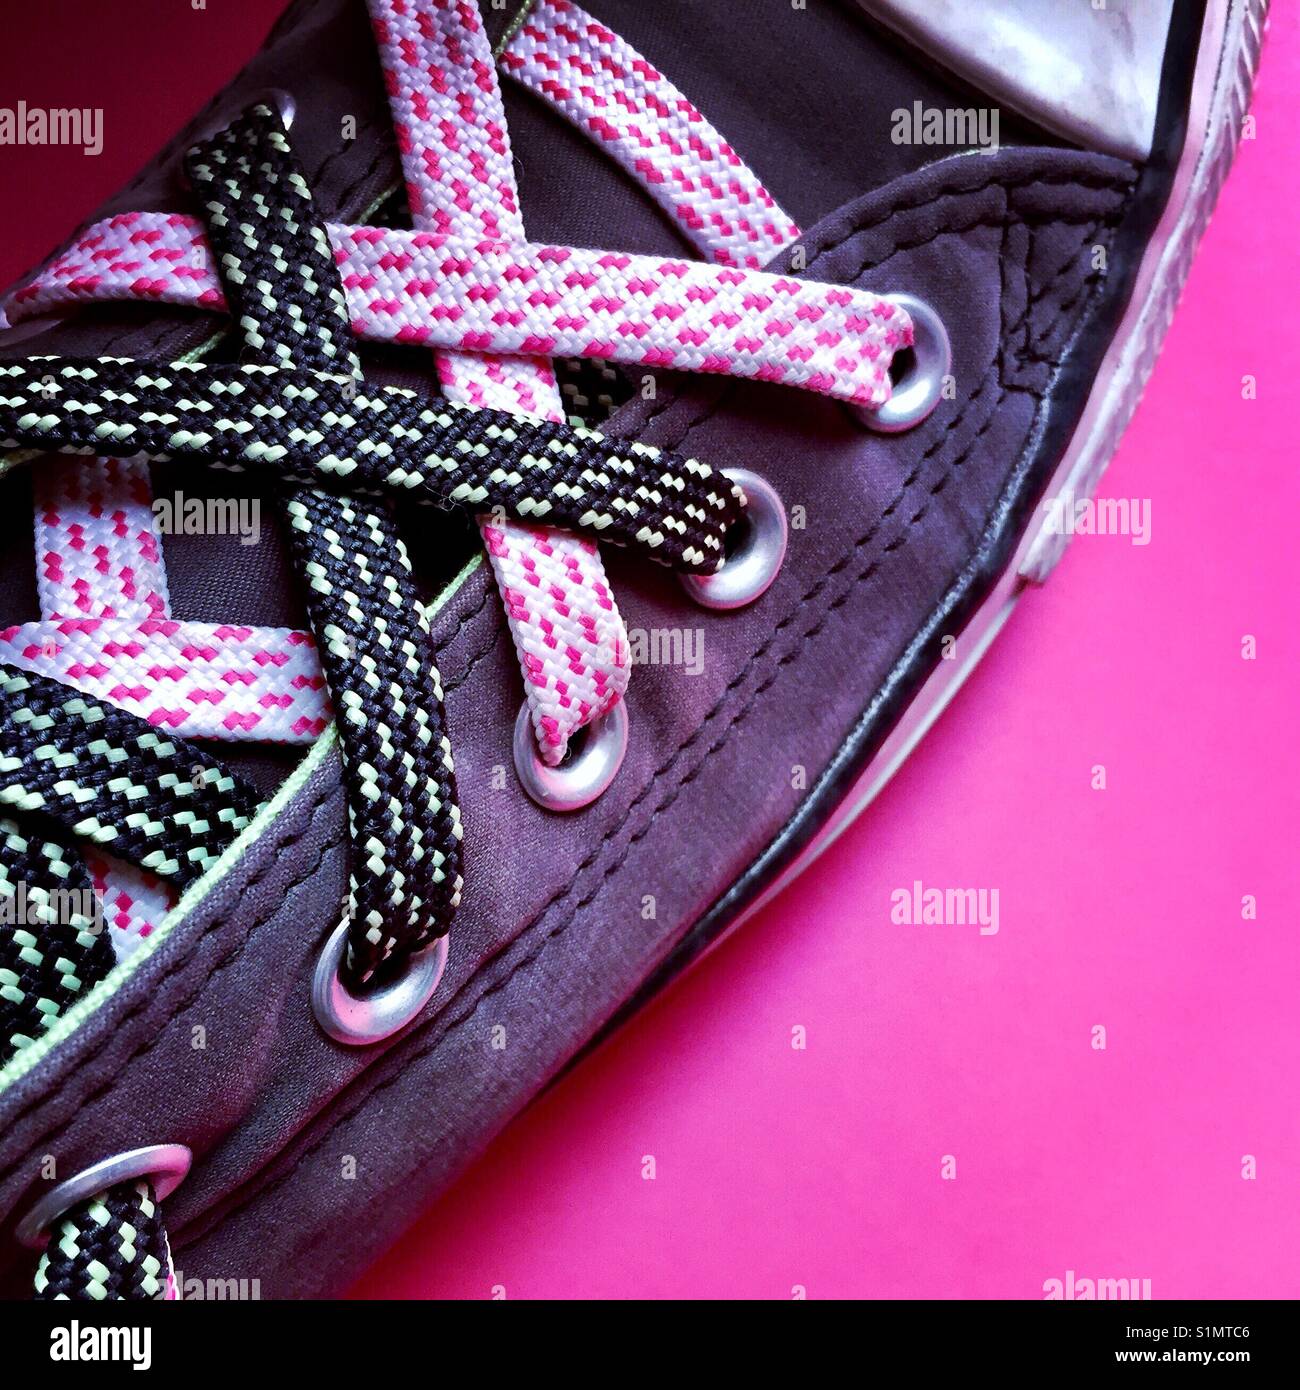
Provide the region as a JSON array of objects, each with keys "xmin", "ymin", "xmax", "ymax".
[
  {"xmin": 600, "ymin": 0, "xmax": 1265, "ymax": 1038},
  {"xmin": 1022, "ymin": 0, "xmax": 1268, "ymax": 580}
]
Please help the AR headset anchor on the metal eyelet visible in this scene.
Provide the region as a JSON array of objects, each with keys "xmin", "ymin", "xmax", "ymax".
[
  {"xmin": 514, "ymin": 699, "xmax": 628, "ymax": 812},
  {"xmin": 680, "ymin": 467, "xmax": 787, "ymax": 610},
  {"xmin": 312, "ymin": 921, "xmax": 448, "ymax": 1046},
  {"xmin": 16, "ymin": 1144, "xmax": 192, "ymax": 1249},
  {"xmin": 857, "ymin": 293, "xmax": 950, "ymax": 433}
]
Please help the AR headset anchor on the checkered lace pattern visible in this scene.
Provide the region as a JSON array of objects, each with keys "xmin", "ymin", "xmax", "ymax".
[
  {"xmin": 0, "ymin": 0, "xmax": 917, "ymax": 1300},
  {"xmin": 0, "ymin": 98, "xmax": 738, "ymax": 1300},
  {"xmin": 0, "ymin": 357, "xmax": 744, "ymax": 567},
  {"xmin": 0, "ymin": 814, "xmax": 111, "ymax": 1060},
  {"xmin": 0, "ymin": 103, "xmax": 747, "ymax": 989},
  {"xmin": 500, "ymin": 0, "xmax": 801, "ymax": 267},
  {"xmin": 368, "ymin": 0, "xmax": 626, "ymax": 765},
  {"xmin": 34, "ymin": 1180, "xmax": 173, "ymax": 1301},
  {"xmin": 183, "ymin": 104, "xmax": 465, "ymax": 979},
  {"xmin": 12, "ymin": 216, "xmax": 901, "ymax": 405}
]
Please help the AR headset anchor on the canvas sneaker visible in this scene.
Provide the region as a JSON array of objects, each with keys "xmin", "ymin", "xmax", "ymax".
[{"xmin": 0, "ymin": 0, "xmax": 1267, "ymax": 1299}]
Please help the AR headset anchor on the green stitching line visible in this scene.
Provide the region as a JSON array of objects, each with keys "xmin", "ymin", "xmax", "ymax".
[
  {"xmin": 0, "ymin": 553, "xmax": 482, "ymax": 1095},
  {"xmin": 358, "ymin": 182, "xmax": 401, "ymax": 224},
  {"xmin": 493, "ymin": 0, "xmax": 536, "ymax": 58},
  {"xmin": 0, "ymin": 146, "xmax": 471, "ymax": 1088}
]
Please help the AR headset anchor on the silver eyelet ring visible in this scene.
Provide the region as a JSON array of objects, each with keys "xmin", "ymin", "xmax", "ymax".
[
  {"xmin": 680, "ymin": 467, "xmax": 787, "ymax": 610},
  {"xmin": 857, "ymin": 292, "xmax": 950, "ymax": 433},
  {"xmin": 16, "ymin": 1144, "xmax": 192, "ymax": 1249},
  {"xmin": 312, "ymin": 921, "xmax": 448, "ymax": 1046},
  {"xmin": 514, "ymin": 699, "xmax": 628, "ymax": 812}
]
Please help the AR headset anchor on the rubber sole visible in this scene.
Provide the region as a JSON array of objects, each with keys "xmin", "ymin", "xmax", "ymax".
[{"xmin": 699, "ymin": 0, "xmax": 1269, "ymax": 957}]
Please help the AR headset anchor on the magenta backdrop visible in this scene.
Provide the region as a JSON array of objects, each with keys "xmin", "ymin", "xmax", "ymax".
[{"xmin": 0, "ymin": 3, "xmax": 1294, "ymax": 1301}]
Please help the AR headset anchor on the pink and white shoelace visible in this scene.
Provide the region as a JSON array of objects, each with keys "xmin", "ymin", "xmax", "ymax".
[{"xmin": 2, "ymin": 0, "xmax": 910, "ymax": 953}]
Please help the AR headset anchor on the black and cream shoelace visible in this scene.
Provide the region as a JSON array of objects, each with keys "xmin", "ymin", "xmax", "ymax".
[
  {"xmin": 0, "ymin": 103, "xmax": 744, "ymax": 1297},
  {"xmin": 32, "ymin": 1182, "xmax": 172, "ymax": 1301},
  {"xmin": 0, "ymin": 663, "xmax": 262, "ymax": 1061},
  {"xmin": 0, "ymin": 664, "xmax": 262, "ymax": 1298},
  {"xmin": 0, "ymin": 356, "xmax": 739, "ymax": 573}
]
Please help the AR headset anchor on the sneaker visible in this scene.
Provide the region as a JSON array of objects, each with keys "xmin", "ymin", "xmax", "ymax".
[{"xmin": 0, "ymin": 0, "xmax": 1267, "ymax": 1299}]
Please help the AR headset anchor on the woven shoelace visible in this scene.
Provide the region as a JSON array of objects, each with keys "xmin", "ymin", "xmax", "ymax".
[
  {"xmin": 0, "ymin": 814, "xmax": 110, "ymax": 1058},
  {"xmin": 0, "ymin": 101, "xmax": 748, "ymax": 1298},
  {"xmin": 0, "ymin": 661, "xmax": 262, "ymax": 1053},
  {"xmin": 0, "ymin": 663, "xmax": 261, "ymax": 1298},
  {"xmin": 0, "ymin": 0, "xmax": 911, "ymax": 778},
  {"xmin": 367, "ymin": 0, "xmax": 629, "ymax": 770},
  {"xmin": 501, "ymin": 0, "xmax": 804, "ymax": 269},
  {"xmin": 0, "ymin": 357, "xmax": 741, "ymax": 569},
  {"xmin": 0, "ymin": 0, "xmax": 918, "ymax": 1302},
  {"xmin": 12, "ymin": 217, "xmax": 907, "ymax": 407},
  {"xmin": 33, "ymin": 1180, "xmax": 172, "ymax": 1301},
  {"xmin": 0, "ymin": 664, "xmax": 260, "ymax": 884},
  {"xmin": 0, "ymin": 104, "xmax": 742, "ymax": 990},
  {"xmin": 184, "ymin": 101, "xmax": 464, "ymax": 978}
]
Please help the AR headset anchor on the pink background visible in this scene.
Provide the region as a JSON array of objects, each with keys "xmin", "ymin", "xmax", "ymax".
[{"xmin": 1, "ymin": 3, "xmax": 1295, "ymax": 1301}]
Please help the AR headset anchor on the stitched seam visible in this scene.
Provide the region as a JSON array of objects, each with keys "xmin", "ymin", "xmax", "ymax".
[
  {"xmin": 1027, "ymin": 225, "xmax": 1115, "ymax": 352},
  {"xmin": 0, "ymin": 557, "xmax": 493, "ymax": 1171},
  {"xmin": 444, "ymin": 624, "xmax": 503, "ymax": 694},
  {"xmin": 1, "ymin": 773, "xmax": 342, "ymax": 1152},
  {"xmin": 437, "ymin": 576, "xmax": 502, "ymax": 688},
  {"xmin": 182, "ymin": 195, "xmax": 1112, "ymax": 1247},
  {"xmin": 635, "ymin": 172, "xmax": 1132, "ymax": 446},
  {"xmin": 0, "ymin": 776, "xmax": 342, "ymax": 1173},
  {"xmin": 650, "ymin": 211, "xmax": 1109, "ymax": 460},
  {"xmin": 5, "ymin": 178, "xmax": 1125, "ymax": 1222},
  {"xmin": 796, "ymin": 167, "xmax": 1132, "ymax": 268},
  {"xmin": 188, "ymin": 357, "xmax": 1023, "ymax": 1254}
]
